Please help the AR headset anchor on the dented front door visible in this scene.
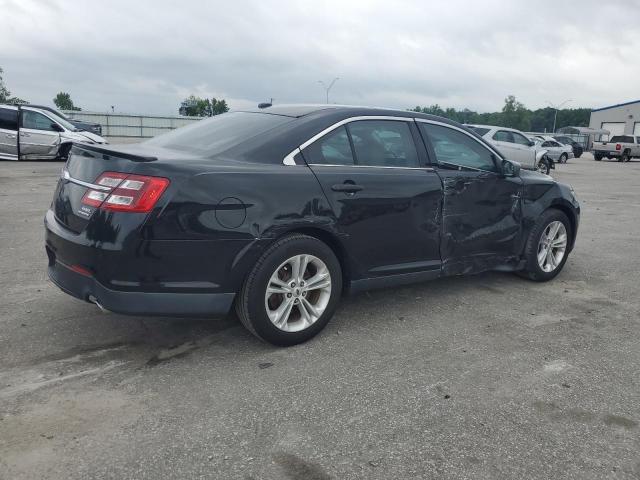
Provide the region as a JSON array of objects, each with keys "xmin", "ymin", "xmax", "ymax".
[{"xmin": 437, "ymin": 167, "xmax": 523, "ymax": 274}]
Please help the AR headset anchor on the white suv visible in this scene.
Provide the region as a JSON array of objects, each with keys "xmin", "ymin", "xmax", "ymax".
[{"xmin": 467, "ymin": 124, "xmax": 552, "ymax": 174}]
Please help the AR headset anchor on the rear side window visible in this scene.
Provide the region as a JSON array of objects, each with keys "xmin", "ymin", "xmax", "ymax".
[
  {"xmin": 420, "ymin": 123, "xmax": 498, "ymax": 172},
  {"xmin": 22, "ymin": 110, "xmax": 57, "ymax": 131},
  {"xmin": 348, "ymin": 120, "xmax": 419, "ymax": 167},
  {"xmin": 0, "ymin": 108, "xmax": 19, "ymax": 131},
  {"xmin": 303, "ymin": 126, "xmax": 354, "ymax": 165},
  {"xmin": 493, "ymin": 130, "xmax": 513, "ymax": 143},
  {"xmin": 145, "ymin": 112, "xmax": 293, "ymax": 156}
]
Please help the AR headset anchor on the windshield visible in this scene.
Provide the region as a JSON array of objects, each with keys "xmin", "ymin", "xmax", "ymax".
[
  {"xmin": 468, "ymin": 126, "xmax": 490, "ymax": 136},
  {"xmin": 145, "ymin": 112, "xmax": 293, "ymax": 155}
]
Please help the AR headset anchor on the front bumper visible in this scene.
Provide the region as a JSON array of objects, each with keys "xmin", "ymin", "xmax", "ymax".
[{"xmin": 47, "ymin": 257, "xmax": 235, "ymax": 317}]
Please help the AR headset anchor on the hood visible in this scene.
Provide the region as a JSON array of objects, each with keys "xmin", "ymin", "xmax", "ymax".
[{"xmin": 61, "ymin": 130, "xmax": 108, "ymax": 144}]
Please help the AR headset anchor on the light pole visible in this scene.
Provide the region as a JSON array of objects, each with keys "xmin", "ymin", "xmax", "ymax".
[
  {"xmin": 546, "ymin": 99, "xmax": 572, "ymax": 133},
  {"xmin": 318, "ymin": 77, "xmax": 340, "ymax": 104}
]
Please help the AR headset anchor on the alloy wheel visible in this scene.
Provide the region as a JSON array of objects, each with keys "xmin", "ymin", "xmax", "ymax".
[
  {"xmin": 264, "ymin": 254, "xmax": 332, "ymax": 332},
  {"xmin": 537, "ymin": 221, "xmax": 567, "ymax": 273},
  {"xmin": 536, "ymin": 160, "xmax": 549, "ymax": 174}
]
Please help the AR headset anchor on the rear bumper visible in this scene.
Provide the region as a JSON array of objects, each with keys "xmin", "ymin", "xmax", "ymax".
[
  {"xmin": 44, "ymin": 207, "xmax": 259, "ymax": 317},
  {"xmin": 48, "ymin": 259, "xmax": 235, "ymax": 317}
]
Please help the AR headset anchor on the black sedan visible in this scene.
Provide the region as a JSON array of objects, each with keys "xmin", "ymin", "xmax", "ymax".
[{"xmin": 45, "ymin": 105, "xmax": 580, "ymax": 345}]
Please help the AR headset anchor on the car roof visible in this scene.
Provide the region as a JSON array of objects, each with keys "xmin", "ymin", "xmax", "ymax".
[{"xmin": 236, "ymin": 104, "xmax": 463, "ymax": 125}]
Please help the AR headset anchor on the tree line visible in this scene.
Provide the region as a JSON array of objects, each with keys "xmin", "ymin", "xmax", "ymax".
[{"xmin": 411, "ymin": 95, "xmax": 591, "ymax": 132}]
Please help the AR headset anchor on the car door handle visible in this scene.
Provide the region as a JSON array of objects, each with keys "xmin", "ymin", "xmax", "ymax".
[
  {"xmin": 331, "ymin": 183, "xmax": 364, "ymax": 193},
  {"xmin": 20, "ymin": 132, "xmax": 31, "ymax": 137},
  {"xmin": 6, "ymin": 133, "xmax": 16, "ymax": 139}
]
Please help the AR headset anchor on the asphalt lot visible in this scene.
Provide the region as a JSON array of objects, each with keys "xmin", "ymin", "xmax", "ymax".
[{"xmin": 1, "ymin": 154, "xmax": 639, "ymax": 480}]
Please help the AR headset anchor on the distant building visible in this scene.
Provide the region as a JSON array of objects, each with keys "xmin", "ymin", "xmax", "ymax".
[{"xmin": 589, "ymin": 100, "xmax": 640, "ymax": 140}]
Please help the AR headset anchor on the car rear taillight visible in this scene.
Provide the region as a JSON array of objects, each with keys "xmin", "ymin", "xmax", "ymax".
[
  {"xmin": 616, "ymin": 144, "xmax": 622, "ymax": 151},
  {"xmin": 81, "ymin": 171, "xmax": 170, "ymax": 213}
]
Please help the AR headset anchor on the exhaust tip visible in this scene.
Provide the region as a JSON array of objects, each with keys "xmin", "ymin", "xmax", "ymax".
[{"xmin": 88, "ymin": 295, "xmax": 109, "ymax": 314}]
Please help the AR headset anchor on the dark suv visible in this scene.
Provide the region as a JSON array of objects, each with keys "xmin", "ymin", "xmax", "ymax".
[{"xmin": 28, "ymin": 105, "xmax": 102, "ymax": 136}]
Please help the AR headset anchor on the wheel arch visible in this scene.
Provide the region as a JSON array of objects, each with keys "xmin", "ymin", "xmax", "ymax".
[{"xmin": 278, "ymin": 226, "xmax": 352, "ymax": 294}]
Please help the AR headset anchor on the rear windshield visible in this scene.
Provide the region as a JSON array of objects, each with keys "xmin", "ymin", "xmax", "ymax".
[
  {"xmin": 145, "ymin": 112, "xmax": 293, "ymax": 155},
  {"xmin": 468, "ymin": 126, "xmax": 490, "ymax": 137},
  {"xmin": 609, "ymin": 136, "xmax": 634, "ymax": 143}
]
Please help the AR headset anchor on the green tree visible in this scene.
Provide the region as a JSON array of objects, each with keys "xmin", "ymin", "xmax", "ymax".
[
  {"xmin": 501, "ymin": 95, "xmax": 530, "ymax": 131},
  {"xmin": 53, "ymin": 92, "xmax": 81, "ymax": 111},
  {"xmin": 180, "ymin": 96, "xmax": 229, "ymax": 116},
  {"xmin": 210, "ymin": 98, "xmax": 229, "ymax": 115},
  {"xmin": 0, "ymin": 67, "xmax": 27, "ymax": 104}
]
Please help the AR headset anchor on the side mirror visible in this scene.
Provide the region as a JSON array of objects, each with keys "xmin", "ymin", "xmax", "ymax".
[
  {"xmin": 501, "ymin": 159, "xmax": 520, "ymax": 177},
  {"xmin": 528, "ymin": 140, "xmax": 535, "ymax": 147},
  {"xmin": 51, "ymin": 123, "xmax": 64, "ymax": 132}
]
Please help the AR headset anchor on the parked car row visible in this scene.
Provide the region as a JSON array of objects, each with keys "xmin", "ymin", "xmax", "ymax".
[
  {"xmin": 466, "ymin": 124, "xmax": 554, "ymax": 174},
  {"xmin": 0, "ymin": 104, "xmax": 107, "ymax": 161}
]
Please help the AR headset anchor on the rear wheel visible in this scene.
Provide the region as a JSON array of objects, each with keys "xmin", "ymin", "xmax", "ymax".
[
  {"xmin": 620, "ymin": 152, "xmax": 630, "ymax": 163},
  {"xmin": 519, "ymin": 209, "xmax": 572, "ymax": 282},
  {"xmin": 236, "ymin": 234, "xmax": 342, "ymax": 346},
  {"xmin": 594, "ymin": 154, "xmax": 602, "ymax": 161}
]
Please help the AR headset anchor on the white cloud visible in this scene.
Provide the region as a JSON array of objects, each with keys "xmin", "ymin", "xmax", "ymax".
[{"xmin": 1, "ymin": 0, "xmax": 638, "ymax": 114}]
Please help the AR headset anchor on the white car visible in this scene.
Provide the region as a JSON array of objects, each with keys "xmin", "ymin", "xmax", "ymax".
[
  {"xmin": 0, "ymin": 104, "xmax": 107, "ymax": 161},
  {"xmin": 466, "ymin": 124, "xmax": 552, "ymax": 174},
  {"xmin": 532, "ymin": 135, "xmax": 574, "ymax": 163}
]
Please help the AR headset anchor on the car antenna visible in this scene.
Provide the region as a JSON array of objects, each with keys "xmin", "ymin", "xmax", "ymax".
[{"xmin": 258, "ymin": 98, "xmax": 273, "ymax": 109}]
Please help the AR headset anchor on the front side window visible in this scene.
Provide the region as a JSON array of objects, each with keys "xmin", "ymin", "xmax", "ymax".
[
  {"xmin": 303, "ymin": 126, "xmax": 354, "ymax": 165},
  {"xmin": 420, "ymin": 123, "xmax": 498, "ymax": 172},
  {"xmin": 511, "ymin": 132, "xmax": 531, "ymax": 146},
  {"xmin": 347, "ymin": 120, "xmax": 419, "ymax": 167},
  {"xmin": 21, "ymin": 110, "xmax": 57, "ymax": 131},
  {"xmin": 542, "ymin": 141, "xmax": 552, "ymax": 147},
  {"xmin": 0, "ymin": 108, "xmax": 18, "ymax": 131},
  {"xmin": 493, "ymin": 130, "xmax": 513, "ymax": 143}
]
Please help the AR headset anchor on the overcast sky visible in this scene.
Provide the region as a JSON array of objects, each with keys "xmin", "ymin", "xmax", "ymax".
[{"xmin": 2, "ymin": 0, "xmax": 639, "ymax": 115}]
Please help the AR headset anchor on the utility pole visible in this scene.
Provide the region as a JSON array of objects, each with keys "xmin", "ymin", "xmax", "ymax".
[
  {"xmin": 546, "ymin": 99, "xmax": 572, "ymax": 133},
  {"xmin": 318, "ymin": 78, "xmax": 340, "ymax": 104}
]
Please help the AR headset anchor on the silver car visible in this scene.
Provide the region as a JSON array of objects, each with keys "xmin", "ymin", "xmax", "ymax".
[
  {"xmin": 466, "ymin": 124, "xmax": 551, "ymax": 174},
  {"xmin": 0, "ymin": 104, "xmax": 107, "ymax": 161},
  {"xmin": 532, "ymin": 135, "xmax": 574, "ymax": 163}
]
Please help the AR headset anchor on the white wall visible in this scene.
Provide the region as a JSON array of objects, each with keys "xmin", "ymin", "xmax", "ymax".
[{"xmin": 63, "ymin": 111, "xmax": 203, "ymax": 140}]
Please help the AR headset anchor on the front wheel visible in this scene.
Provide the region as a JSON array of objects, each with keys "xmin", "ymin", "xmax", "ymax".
[
  {"xmin": 235, "ymin": 234, "xmax": 342, "ymax": 346},
  {"xmin": 594, "ymin": 154, "xmax": 602, "ymax": 161},
  {"xmin": 519, "ymin": 209, "xmax": 572, "ymax": 281},
  {"xmin": 536, "ymin": 158, "xmax": 550, "ymax": 175},
  {"xmin": 559, "ymin": 153, "xmax": 568, "ymax": 164}
]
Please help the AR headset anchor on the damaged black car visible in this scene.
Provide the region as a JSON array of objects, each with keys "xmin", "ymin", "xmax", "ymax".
[{"xmin": 45, "ymin": 105, "xmax": 580, "ymax": 345}]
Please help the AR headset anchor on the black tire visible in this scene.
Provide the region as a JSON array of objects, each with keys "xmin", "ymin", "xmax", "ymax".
[
  {"xmin": 57, "ymin": 143, "xmax": 72, "ymax": 162},
  {"xmin": 536, "ymin": 158, "xmax": 550, "ymax": 175},
  {"xmin": 594, "ymin": 154, "xmax": 602, "ymax": 161},
  {"xmin": 235, "ymin": 234, "xmax": 342, "ymax": 346},
  {"xmin": 559, "ymin": 153, "xmax": 568, "ymax": 164},
  {"xmin": 620, "ymin": 152, "xmax": 630, "ymax": 163},
  {"xmin": 518, "ymin": 209, "xmax": 572, "ymax": 282}
]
